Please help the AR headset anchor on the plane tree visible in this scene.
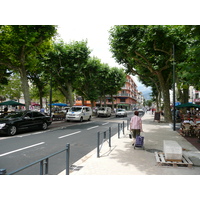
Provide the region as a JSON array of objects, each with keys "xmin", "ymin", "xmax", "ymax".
[
  {"xmin": 109, "ymin": 25, "xmax": 188, "ymax": 122},
  {"xmin": 46, "ymin": 40, "xmax": 91, "ymax": 106},
  {"xmin": 0, "ymin": 25, "xmax": 57, "ymax": 109},
  {"xmin": 105, "ymin": 67, "xmax": 126, "ymax": 109},
  {"xmin": 74, "ymin": 57, "xmax": 102, "ymax": 107}
]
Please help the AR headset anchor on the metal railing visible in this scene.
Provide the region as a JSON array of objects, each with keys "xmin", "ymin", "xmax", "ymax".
[
  {"xmin": 1, "ymin": 120, "xmax": 130, "ymax": 175},
  {"xmin": 118, "ymin": 121, "xmax": 125, "ymax": 138},
  {"xmin": 97, "ymin": 127, "xmax": 111, "ymax": 158},
  {"xmin": 127, "ymin": 119, "xmax": 130, "ymax": 130},
  {"xmin": 5, "ymin": 144, "xmax": 70, "ymax": 175}
]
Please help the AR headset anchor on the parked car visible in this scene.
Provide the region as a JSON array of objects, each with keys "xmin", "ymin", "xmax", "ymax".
[
  {"xmin": 66, "ymin": 106, "xmax": 92, "ymax": 122},
  {"xmin": 97, "ymin": 107, "xmax": 111, "ymax": 117},
  {"xmin": 0, "ymin": 110, "xmax": 52, "ymax": 136},
  {"xmin": 116, "ymin": 109, "xmax": 127, "ymax": 117},
  {"xmin": 138, "ymin": 109, "xmax": 144, "ymax": 117}
]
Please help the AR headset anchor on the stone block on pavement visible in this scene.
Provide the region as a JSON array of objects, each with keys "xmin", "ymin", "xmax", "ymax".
[{"xmin": 163, "ymin": 140, "xmax": 182, "ymax": 161}]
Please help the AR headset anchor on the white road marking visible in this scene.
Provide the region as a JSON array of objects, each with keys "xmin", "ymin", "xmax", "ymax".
[
  {"xmin": 102, "ymin": 122, "xmax": 109, "ymax": 125},
  {"xmin": 0, "ymin": 142, "xmax": 45, "ymax": 157},
  {"xmin": 87, "ymin": 126, "xmax": 99, "ymax": 130},
  {"xmin": 16, "ymin": 131, "xmax": 45, "ymax": 138},
  {"xmin": 58, "ymin": 131, "xmax": 81, "ymax": 139}
]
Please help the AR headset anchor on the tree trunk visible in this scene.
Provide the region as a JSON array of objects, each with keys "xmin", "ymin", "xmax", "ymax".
[
  {"xmin": 103, "ymin": 95, "xmax": 106, "ymax": 106},
  {"xmin": 82, "ymin": 96, "xmax": 84, "ymax": 106},
  {"xmin": 157, "ymin": 72, "xmax": 172, "ymax": 122},
  {"xmin": 183, "ymin": 88, "xmax": 189, "ymax": 103},
  {"xmin": 111, "ymin": 94, "xmax": 114, "ymax": 110},
  {"xmin": 91, "ymin": 100, "xmax": 95, "ymax": 108},
  {"xmin": 66, "ymin": 83, "xmax": 74, "ymax": 106},
  {"xmin": 177, "ymin": 87, "xmax": 189, "ymax": 104},
  {"xmin": 39, "ymin": 92, "xmax": 43, "ymax": 109},
  {"xmin": 155, "ymin": 94, "xmax": 159, "ymax": 112},
  {"xmin": 59, "ymin": 83, "xmax": 74, "ymax": 107},
  {"xmin": 19, "ymin": 65, "xmax": 31, "ymax": 110},
  {"xmin": 100, "ymin": 96, "xmax": 102, "ymax": 107}
]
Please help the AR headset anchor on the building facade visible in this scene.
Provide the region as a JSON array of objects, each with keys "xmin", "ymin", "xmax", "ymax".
[{"xmin": 95, "ymin": 75, "xmax": 139, "ymax": 110}]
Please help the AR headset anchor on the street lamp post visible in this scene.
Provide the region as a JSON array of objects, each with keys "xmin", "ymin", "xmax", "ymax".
[
  {"xmin": 49, "ymin": 69, "xmax": 52, "ymax": 118},
  {"xmin": 173, "ymin": 44, "xmax": 176, "ymax": 131}
]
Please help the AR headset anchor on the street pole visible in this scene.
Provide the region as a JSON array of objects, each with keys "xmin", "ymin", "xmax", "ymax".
[
  {"xmin": 173, "ymin": 44, "xmax": 176, "ymax": 131},
  {"xmin": 49, "ymin": 69, "xmax": 52, "ymax": 118}
]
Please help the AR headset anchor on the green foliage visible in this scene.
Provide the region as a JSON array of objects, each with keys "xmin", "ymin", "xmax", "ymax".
[
  {"xmin": 0, "ymin": 25, "xmax": 57, "ymax": 108},
  {"xmin": 105, "ymin": 67, "xmax": 126, "ymax": 95},
  {"xmin": 46, "ymin": 40, "xmax": 91, "ymax": 105},
  {"xmin": 109, "ymin": 25, "xmax": 189, "ymax": 122},
  {"xmin": 75, "ymin": 56, "xmax": 102, "ymax": 102},
  {"xmin": 0, "ymin": 73, "xmax": 22, "ymax": 100}
]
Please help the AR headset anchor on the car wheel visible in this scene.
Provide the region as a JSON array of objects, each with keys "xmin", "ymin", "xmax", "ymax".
[
  {"xmin": 88, "ymin": 116, "xmax": 91, "ymax": 121},
  {"xmin": 42, "ymin": 122, "xmax": 48, "ymax": 130},
  {"xmin": 80, "ymin": 117, "xmax": 83, "ymax": 122},
  {"xmin": 8, "ymin": 125, "xmax": 17, "ymax": 136}
]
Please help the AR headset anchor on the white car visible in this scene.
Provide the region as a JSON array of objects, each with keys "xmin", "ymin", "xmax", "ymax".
[
  {"xmin": 97, "ymin": 107, "xmax": 111, "ymax": 117},
  {"xmin": 138, "ymin": 109, "xmax": 144, "ymax": 116},
  {"xmin": 66, "ymin": 106, "xmax": 92, "ymax": 122},
  {"xmin": 116, "ymin": 109, "xmax": 127, "ymax": 117}
]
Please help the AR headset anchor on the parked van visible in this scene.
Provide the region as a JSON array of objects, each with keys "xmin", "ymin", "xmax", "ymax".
[
  {"xmin": 97, "ymin": 107, "xmax": 111, "ymax": 117},
  {"xmin": 66, "ymin": 106, "xmax": 92, "ymax": 122}
]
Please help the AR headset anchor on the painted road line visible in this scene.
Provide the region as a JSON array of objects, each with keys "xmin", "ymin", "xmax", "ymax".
[
  {"xmin": 87, "ymin": 126, "xmax": 99, "ymax": 130},
  {"xmin": 102, "ymin": 122, "xmax": 109, "ymax": 125},
  {"xmin": 58, "ymin": 131, "xmax": 81, "ymax": 139},
  {"xmin": 0, "ymin": 142, "xmax": 45, "ymax": 157}
]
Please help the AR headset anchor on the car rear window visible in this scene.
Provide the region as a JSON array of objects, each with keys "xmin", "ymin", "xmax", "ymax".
[
  {"xmin": 32, "ymin": 112, "xmax": 45, "ymax": 117},
  {"xmin": 70, "ymin": 107, "xmax": 82, "ymax": 112}
]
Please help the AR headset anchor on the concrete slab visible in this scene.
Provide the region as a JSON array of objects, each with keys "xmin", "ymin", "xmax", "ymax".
[{"xmin": 163, "ymin": 140, "xmax": 182, "ymax": 161}]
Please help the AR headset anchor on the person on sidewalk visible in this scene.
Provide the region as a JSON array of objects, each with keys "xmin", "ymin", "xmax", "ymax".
[{"xmin": 130, "ymin": 111, "xmax": 143, "ymax": 146}]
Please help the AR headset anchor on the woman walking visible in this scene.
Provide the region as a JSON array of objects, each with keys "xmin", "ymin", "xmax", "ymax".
[{"xmin": 130, "ymin": 111, "xmax": 143, "ymax": 146}]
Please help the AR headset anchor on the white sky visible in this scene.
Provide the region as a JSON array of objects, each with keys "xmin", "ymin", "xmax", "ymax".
[
  {"xmin": 56, "ymin": 24, "xmax": 150, "ymax": 91},
  {"xmin": 56, "ymin": 24, "xmax": 121, "ymax": 68}
]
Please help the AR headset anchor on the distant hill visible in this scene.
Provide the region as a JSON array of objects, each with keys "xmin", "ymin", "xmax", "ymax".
[
  {"xmin": 137, "ymin": 85, "xmax": 152, "ymax": 100},
  {"xmin": 131, "ymin": 75, "xmax": 152, "ymax": 100},
  {"xmin": 142, "ymin": 90, "xmax": 152, "ymax": 100}
]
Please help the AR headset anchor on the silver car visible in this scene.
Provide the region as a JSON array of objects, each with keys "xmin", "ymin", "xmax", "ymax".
[{"xmin": 116, "ymin": 109, "xmax": 127, "ymax": 117}]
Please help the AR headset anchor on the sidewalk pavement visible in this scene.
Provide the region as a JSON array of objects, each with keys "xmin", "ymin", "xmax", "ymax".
[{"xmin": 59, "ymin": 113, "xmax": 200, "ymax": 175}]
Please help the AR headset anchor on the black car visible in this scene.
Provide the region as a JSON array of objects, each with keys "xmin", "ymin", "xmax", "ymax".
[{"xmin": 0, "ymin": 110, "xmax": 52, "ymax": 136}]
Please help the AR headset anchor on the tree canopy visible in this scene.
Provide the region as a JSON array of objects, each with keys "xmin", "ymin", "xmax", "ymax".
[
  {"xmin": 0, "ymin": 25, "xmax": 57, "ymax": 109},
  {"xmin": 109, "ymin": 25, "xmax": 189, "ymax": 122}
]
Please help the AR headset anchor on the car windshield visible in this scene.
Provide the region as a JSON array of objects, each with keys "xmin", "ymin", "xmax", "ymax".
[
  {"xmin": 98, "ymin": 108, "xmax": 105, "ymax": 111},
  {"xmin": 117, "ymin": 109, "xmax": 125, "ymax": 112},
  {"xmin": 70, "ymin": 107, "xmax": 82, "ymax": 112},
  {"xmin": 3, "ymin": 112, "xmax": 24, "ymax": 119}
]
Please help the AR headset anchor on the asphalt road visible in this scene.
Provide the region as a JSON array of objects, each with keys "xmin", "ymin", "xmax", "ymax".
[{"xmin": 0, "ymin": 113, "xmax": 133, "ymax": 175}]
